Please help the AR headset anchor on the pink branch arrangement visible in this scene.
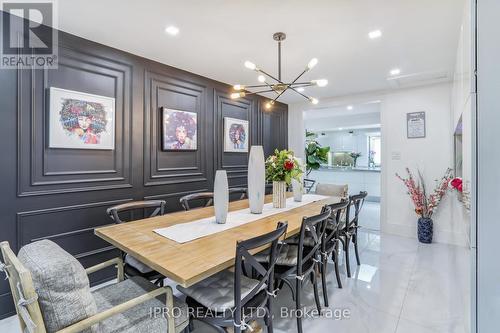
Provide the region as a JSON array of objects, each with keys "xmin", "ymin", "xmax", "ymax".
[{"xmin": 396, "ymin": 168, "xmax": 453, "ymax": 218}]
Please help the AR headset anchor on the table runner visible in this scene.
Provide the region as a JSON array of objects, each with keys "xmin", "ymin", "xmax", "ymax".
[{"xmin": 154, "ymin": 194, "xmax": 329, "ymax": 243}]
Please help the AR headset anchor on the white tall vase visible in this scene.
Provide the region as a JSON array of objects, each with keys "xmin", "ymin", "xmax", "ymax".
[
  {"xmin": 248, "ymin": 146, "xmax": 265, "ymax": 214},
  {"xmin": 214, "ymin": 170, "xmax": 229, "ymax": 224},
  {"xmin": 292, "ymin": 178, "xmax": 303, "ymax": 202}
]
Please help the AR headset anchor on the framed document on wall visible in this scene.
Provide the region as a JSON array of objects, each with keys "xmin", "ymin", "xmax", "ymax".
[{"xmin": 407, "ymin": 111, "xmax": 426, "ymax": 139}]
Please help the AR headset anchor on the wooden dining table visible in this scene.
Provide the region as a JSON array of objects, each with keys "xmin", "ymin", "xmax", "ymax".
[{"xmin": 95, "ymin": 194, "xmax": 341, "ymax": 288}]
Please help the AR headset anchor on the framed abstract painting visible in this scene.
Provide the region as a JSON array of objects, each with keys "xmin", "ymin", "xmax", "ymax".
[
  {"xmin": 224, "ymin": 117, "xmax": 249, "ymax": 153},
  {"xmin": 49, "ymin": 87, "xmax": 115, "ymax": 150},
  {"xmin": 162, "ymin": 108, "xmax": 198, "ymax": 151}
]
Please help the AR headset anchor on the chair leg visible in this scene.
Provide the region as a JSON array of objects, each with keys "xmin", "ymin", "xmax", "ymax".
[
  {"xmin": 321, "ymin": 257, "xmax": 329, "ymax": 307},
  {"xmin": 345, "ymin": 236, "xmax": 352, "ymax": 278},
  {"xmin": 311, "ymin": 269, "xmax": 322, "ymax": 313},
  {"xmin": 296, "ymin": 278, "xmax": 303, "ymax": 333},
  {"xmin": 333, "ymin": 242, "xmax": 343, "ymax": 289},
  {"xmin": 353, "ymin": 233, "xmax": 361, "ymax": 266},
  {"xmin": 266, "ymin": 298, "xmax": 274, "ymax": 333}
]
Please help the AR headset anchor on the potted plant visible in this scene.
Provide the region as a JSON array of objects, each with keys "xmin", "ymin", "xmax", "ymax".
[
  {"xmin": 396, "ymin": 168, "xmax": 453, "ymax": 243},
  {"xmin": 305, "ymin": 131, "xmax": 330, "ymax": 176},
  {"xmin": 265, "ymin": 149, "xmax": 303, "ymax": 208}
]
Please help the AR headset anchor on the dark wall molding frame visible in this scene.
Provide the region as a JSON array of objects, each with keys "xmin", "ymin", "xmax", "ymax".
[{"xmin": 0, "ymin": 12, "xmax": 287, "ymax": 318}]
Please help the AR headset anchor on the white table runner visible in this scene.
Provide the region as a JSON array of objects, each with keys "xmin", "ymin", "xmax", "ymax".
[{"xmin": 154, "ymin": 194, "xmax": 329, "ymax": 243}]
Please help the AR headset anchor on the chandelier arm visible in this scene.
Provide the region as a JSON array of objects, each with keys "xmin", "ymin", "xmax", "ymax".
[
  {"xmin": 245, "ymin": 89, "xmax": 278, "ymax": 95},
  {"xmin": 289, "ymin": 87, "xmax": 313, "ymax": 100},
  {"xmin": 239, "ymin": 84, "xmax": 274, "ymax": 89},
  {"xmin": 270, "ymin": 69, "xmax": 309, "ymax": 103},
  {"xmin": 256, "ymin": 68, "xmax": 281, "ymax": 84}
]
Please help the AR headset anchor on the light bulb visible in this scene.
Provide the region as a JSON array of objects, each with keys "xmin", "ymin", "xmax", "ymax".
[
  {"xmin": 265, "ymin": 100, "xmax": 275, "ymax": 109},
  {"xmin": 297, "ymin": 87, "xmax": 305, "ymax": 92},
  {"xmin": 258, "ymin": 75, "xmax": 266, "ymax": 83},
  {"xmin": 368, "ymin": 30, "xmax": 382, "ymax": 39},
  {"xmin": 313, "ymin": 79, "xmax": 328, "ymax": 87},
  {"xmin": 230, "ymin": 93, "xmax": 241, "ymax": 99},
  {"xmin": 307, "ymin": 58, "xmax": 318, "ymax": 70},
  {"xmin": 165, "ymin": 26, "xmax": 179, "ymax": 36},
  {"xmin": 347, "ymin": 105, "xmax": 353, "ymax": 110},
  {"xmin": 233, "ymin": 84, "xmax": 244, "ymax": 91},
  {"xmin": 310, "ymin": 97, "xmax": 319, "ymax": 105},
  {"xmin": 244, "ymin": 61, "xmax": 256, "ymax": 70},
  {"xmin": 390, "ymin": 68, "xmax": 401, "ymax": 76}
]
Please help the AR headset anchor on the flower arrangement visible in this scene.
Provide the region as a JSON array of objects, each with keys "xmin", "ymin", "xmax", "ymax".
[
  {"xmin": 265, "ymin": 149, "xmax": 303, "ymax": 185},
  {"xmin": 396, "ymin": 168, "xmax": 453, "ymax": 218}
]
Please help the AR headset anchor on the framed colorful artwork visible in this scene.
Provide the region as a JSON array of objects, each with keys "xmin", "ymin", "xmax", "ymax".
[
  {"xmin": 224, "ymin": 117, "xmax": 249, "ymax": 153},
  {"xmin": 162, "ymin": 108, "xmax": 198, "ymax": 151},
  {"xmin": 49, "ymin": 87, "xmax": 115, "ymax": 150}
]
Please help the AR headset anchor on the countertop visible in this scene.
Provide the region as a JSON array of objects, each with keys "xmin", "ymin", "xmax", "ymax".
[{"xmin": 317, "ymin": 166, "xmax": 381, "ymax": 173}]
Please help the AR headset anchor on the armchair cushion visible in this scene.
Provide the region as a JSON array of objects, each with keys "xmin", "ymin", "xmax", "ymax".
[
  {"xmin": 92, "ymin": 276, "xmax": 188, "ymax": 332},
  {"xmin": 18, "ymin": 239, "xmax": 98, "ymax": 333}
]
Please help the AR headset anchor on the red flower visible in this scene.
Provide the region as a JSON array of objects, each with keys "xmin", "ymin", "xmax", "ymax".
[
  {"xmin": 284, "ymin": 160, "xmax": 294, "ymax": 171},
  {"xmin": 450, "ymin": 178, "xmax": 463, "ymax": 191}
]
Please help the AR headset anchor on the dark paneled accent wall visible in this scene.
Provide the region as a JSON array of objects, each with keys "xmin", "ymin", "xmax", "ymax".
[{"xmin": 0, "ymin": 13, "xmax": 287, "ymax": 318}]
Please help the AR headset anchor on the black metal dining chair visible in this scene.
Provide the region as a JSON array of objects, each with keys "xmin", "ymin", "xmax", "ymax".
[
  {"xmin": 303, "ymin": 178, "xmax": 316, "ymax": 193},
  {"xmin": 339, "ymin": 191, "xmax": 368, "ymax": 277},
  {"xmin": 177, "ymin": 222, "xmax": 288, "ymax": 333},
  {"xmin": 106, "ymin": 200, "xmax": 166, "ymax": 285},
  {"xmin": 320, "ymin": 200, "xmax": 350, "ymax": 305},
  {"xmin": 257, "ymin": 206, "xmax": 331, "ymax": 333},
  {"xmin": 180, "ymin": 188, "xmax": 248, "ymax": 211},
  {"xmin": 179, "ymin": 192, "xmax": 214, "ymax": 211},
  {"xmin": 229, "ymin": 187, "xmax": 248, "ymax": 200}
]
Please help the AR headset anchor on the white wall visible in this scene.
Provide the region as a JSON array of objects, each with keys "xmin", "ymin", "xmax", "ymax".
[
  {"xmin": 451, "ymin": 0, "xmax": 473, "ymax": 248},
  {"xmin": 380, "ymin": 83, "xmax": 464, "ymax": 246},
  {"xmin": 289, "ymin": 83, "xmax": 467, "ymax": 246}
]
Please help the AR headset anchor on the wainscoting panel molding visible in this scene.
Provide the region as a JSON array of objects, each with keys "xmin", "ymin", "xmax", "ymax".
[{"xmin": 0, "ymin": 11, "xmax": 287, "ymax": 319}]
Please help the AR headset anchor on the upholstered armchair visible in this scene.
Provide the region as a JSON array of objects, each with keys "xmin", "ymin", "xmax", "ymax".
[{"xmin": 0, "ymin": 240, "xmax": 189, "ymax": 333}]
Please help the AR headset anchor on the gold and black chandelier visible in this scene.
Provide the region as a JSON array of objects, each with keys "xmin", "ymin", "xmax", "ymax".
[{"xmin": 231, "ymin": 32, "xmax": 328, "ymax": 109}]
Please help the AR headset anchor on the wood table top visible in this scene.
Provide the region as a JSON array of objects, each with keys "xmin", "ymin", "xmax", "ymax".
[{"xmin": 95, "ymin": 194, "xmax": 340, "ymax": 287}]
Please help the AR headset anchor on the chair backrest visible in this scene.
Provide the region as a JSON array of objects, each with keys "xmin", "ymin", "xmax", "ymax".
[
  {"xmin": 296, "ymin": 206, "xmax": 332, "ymax": 277},
  {"xmin": 233, "ymin": 222, "xmax": 288, "ymax": 329},
  {"xmin": 229, "ymin": 187, "xmax": 248, "ymax": 200},
  {"xmin": 315, "ymin": 183, "xmax": 348, "ymax": 199},
  {"xmin": 348, "ymin": 191, "xmax": 368, "ymax": 227},
  {"xmin": 322, "ymin": 200, "xmax": 350, "ymax": 249},
  {"xmin": 179, "ymin": 192, "xmax": 214, "ymax": 211},
  {"xmin": 0, "ymin": 241, "xmax": 46, "ymax": 333},
  {"xmin": 106, "ymin": 200, "xmax": 166, "ymax": 223}
]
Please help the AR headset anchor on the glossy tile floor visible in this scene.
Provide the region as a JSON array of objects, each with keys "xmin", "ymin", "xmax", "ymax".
[{"xmin": 0, "ymin": 204, "xmax": 470, "ymax": 333}]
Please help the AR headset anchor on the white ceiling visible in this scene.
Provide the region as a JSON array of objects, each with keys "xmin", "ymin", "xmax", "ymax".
[
  {"xmin": 56, "ymin": 0, "xmax": 463, "ymax": 103},
  {"xmin": 304, "ymin": 102, "xmax": 381, "ymax": 132}
]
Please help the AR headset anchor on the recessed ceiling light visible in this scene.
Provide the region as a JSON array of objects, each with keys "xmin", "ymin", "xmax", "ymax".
[
  {"xmin": 347, "ymin": 105, "xmax": 353, "ymax": 110},
  {"xmin": 165, "ymin": 25, "xmax": 179, "ymax": 36},
  {"xmin": 368, "ymin": 30, "xmax": 382, "ymax": 39},
  {"xmin": 339, "ymin": 127, "xmax": 343, "ymax": 131},
  {"xmin": 390, "ymin": 68, "xmax": 401, "ymax": 76}
]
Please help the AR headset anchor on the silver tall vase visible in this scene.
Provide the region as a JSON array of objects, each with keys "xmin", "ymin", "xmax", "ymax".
[
  {"xmin": 248, "ymin": 146, "xmax": 265, "ymax": 214},
  {"xmin": 214, "ymin": 170, "xmax": 229, "ymax": 224}
]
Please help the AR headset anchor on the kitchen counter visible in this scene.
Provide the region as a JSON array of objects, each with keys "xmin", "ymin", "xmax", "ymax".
[
  {"xmin": 309, "ymin": 166, "xmax": 381, "ymax": 200},
  {"xmin": 319, "ymin": 166, "xmax": 381, "ymax": 172}
]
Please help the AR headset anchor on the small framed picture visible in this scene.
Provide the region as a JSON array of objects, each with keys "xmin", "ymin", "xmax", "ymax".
[
  {"xmin": 224, "ymin": 117, "xmax": 249, "ymax": 153},
  {"xmin": 162, "ymin": 108, "xmax": 198, "ymax": 151},
  {"xmin": 49, "ymin": 87, "xmax": 115, "ymax": 150},
  {"xmin": 407, "ymin": 111, "xmax": 426, "ymax": 139}
]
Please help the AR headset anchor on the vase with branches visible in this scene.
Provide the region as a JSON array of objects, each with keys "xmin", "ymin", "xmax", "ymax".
[{"xmin": 396, "ymin": 168, "xmax": 453, "ymax": 243}]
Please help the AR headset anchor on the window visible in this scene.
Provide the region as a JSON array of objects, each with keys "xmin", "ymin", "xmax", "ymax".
[{"xmin": 368, "ymin": 135, "xmax": 381, "ymax": 167}]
